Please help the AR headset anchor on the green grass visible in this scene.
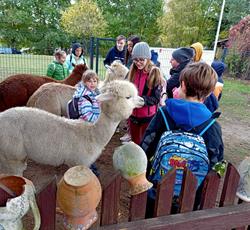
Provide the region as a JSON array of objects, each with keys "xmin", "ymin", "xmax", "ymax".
[
  {"xmin": 0, "ymin": 54, "xmax": 107, "ymax": 82},
  {"xmin": 220, "ymin": 78, "xmax": 250, "ymax": 122}
]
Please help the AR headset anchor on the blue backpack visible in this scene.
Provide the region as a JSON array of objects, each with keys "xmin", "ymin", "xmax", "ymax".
[{"xmin": 148, "ymin": 107, "xmax": 216, "ymax": 198}]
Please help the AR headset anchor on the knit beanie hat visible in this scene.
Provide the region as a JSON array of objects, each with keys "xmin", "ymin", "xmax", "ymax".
[
  {"xmin": 72, "ymin": 43, "xmax": 83, "ymax": 56},
  {"xmin": 132, "ymin": 42, "xmax": 151, "ymax": 60},
  {"xmin": 172, "ymin": 47, "xmax": 194, "ymax": 64},
  {"xmin": 190, "ymin": 42, "xmax": 203, "ymax": 62}
]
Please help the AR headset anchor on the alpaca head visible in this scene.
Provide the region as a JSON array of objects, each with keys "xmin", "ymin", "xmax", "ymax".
[
  {"xmin": 71, "ymin": 64, "xmax": 88, "ymax": 78},
  {"xmin": 97, "ymin": 80, "xmax": 144, "ymax": 121},
  {"xmin": 104, "ymin": 61, "xmax": 129, "ymax": 84}
]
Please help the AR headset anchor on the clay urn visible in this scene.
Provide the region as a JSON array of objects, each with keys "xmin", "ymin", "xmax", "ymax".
[
  {"xmin": 0, "ymin": 175, "xmax": 41, "ymax": 230},
  {"xmin": 113, "ymin": 142, "xmax": 153, "ymax": 195},
  {"xmin": 57, "ymin": 165, "xmax": 102, "ymax": 230}
]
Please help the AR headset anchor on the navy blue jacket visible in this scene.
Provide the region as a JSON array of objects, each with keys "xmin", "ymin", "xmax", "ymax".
[
  {"xmin": 167, "ymin": 60, "xmax": 191, "ymax": 98},
  {"xmin": 141, "ymin": 99, "xmax": 224, "ymax": 169},
  {"xmin": 103, "ymin": 46, "xmax": 126, "ymax": 66}
]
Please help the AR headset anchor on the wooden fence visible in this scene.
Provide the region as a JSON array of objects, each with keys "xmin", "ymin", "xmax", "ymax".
[{"xmin": 1, "ymin": 162, "xmax": 250, "ymax": 229}]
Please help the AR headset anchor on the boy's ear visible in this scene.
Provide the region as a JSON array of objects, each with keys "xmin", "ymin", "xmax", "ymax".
[{"xmin": 180, "ymin": 81, "xmax": 187, "ymax": 94}]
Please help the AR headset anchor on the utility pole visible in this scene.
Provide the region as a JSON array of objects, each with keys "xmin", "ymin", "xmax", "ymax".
[{"xmin": 213, "ymin": 0, "xmax": 226, "ymax": 57}]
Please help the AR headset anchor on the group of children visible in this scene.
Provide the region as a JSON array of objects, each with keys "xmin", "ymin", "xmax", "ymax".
[{"xmin": 46, "ymin": 38, "xmax": 226, "ymax": 196}]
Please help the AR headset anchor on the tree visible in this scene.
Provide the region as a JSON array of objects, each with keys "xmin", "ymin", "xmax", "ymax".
[
  {"xmin": 220, "ymin": 0, "xmax": 250, "ymax": 39},
  {"xmin": 94, "ymin": 0, "xmax": 164, "ymax": 45},
  {"xmin": 61, "ymin": 0, "xmax": 107, "ymax": 38},
  {"xmin": 158, "ymin": 0, "xmax": 222, "ymax": 48},
  {"xmin": 0, "ymin": 0, "xmax": 71, "ymax": 54}
]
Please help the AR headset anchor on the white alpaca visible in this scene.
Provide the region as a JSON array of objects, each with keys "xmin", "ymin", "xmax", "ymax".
[
  {"xmin": 26, "ymin": 61, "xmax": 129, "ymax": 117},
  {"xmin": 0, "ymin": 80, "xmax": 144, "ymax": 175}
]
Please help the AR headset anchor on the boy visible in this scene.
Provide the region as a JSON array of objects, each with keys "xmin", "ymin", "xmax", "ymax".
[
  {"xmin": 141, "ymin": 62, "xmax": 224, "ymax": 170},
  {"xmin": 141, "ymin": 62, "xmax": 224, "ymax": 216},
  {"xmin": 47, "ymin": 49, "xmax": 69, "ymax": 80},
  {"xmin": 103, "ymin": 35, "xmax": 126, "ymax": 66}
]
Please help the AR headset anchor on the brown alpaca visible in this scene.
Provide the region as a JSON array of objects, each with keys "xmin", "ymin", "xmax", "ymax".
[{"xmin": 0, "ymin": 64, "xmax": 88, "ymax": 112}]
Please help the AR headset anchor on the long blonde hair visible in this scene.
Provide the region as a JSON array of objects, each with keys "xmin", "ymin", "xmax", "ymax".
[{"xmin": 128, "ymin": 59, "xmax": 164, "ymax": 89}]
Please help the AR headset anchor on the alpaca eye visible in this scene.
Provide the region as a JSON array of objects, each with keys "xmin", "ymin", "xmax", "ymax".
[{"xmin": 126, "ymin": 96, "xmax": 131, "ymax": 99}]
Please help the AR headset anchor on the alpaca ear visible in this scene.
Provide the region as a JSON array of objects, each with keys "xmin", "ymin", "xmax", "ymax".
[{"xmin": 96, "ymin": 93, "xmax": 114, "ymax": 102}]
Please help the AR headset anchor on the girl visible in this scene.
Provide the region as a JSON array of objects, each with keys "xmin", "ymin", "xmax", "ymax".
[
  {"xmin": 128, "ymin": 42, "xmax": 164, "ymax": 145},
  {"xmin": 73, "ymin": 70, "xmax": 100, "ymax": 123},
  {"xmin": 124, "ymin": 35, "xmax": 141, "ymax": 69},
  {"xmin": 46, "ymin": 49, "xmax": 69, "ymax": 80},
  {"xmin": 66, "ymin": 43, "xmax": 87, "ymax": 74}
]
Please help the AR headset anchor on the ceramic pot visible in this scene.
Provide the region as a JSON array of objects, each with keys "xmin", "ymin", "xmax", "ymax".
[
  {"xmin": 0, "ymin": 175, "xmax": 41, "ymax": 230},
  {"xmin": 57, "ymin": 165, "xmax": 102, "ymax": 230},
  {"xmin": 113, "ymin": 142, "xmax": 153, "ymax": 195}
]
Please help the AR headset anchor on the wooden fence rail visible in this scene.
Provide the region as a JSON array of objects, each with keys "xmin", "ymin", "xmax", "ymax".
[{"xmin": 0, "ymin": 162, "xmax": 248, "ymax": 230}]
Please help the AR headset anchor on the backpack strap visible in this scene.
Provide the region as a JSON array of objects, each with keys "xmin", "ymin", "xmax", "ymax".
[
  {"xmin": 159, "ymin": 107, "xmax": 170, "ymax": 131},
  {"xmin": 199, "ymin": 119, "xmax": 216, "ymax": 136},
  {"xmin": 82, "ymin": 95, "xmax": 93, "ymax": 104}
]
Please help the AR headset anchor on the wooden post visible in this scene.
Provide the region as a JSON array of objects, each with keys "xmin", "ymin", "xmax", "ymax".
[
  {"xmin": 36, "ymin": 176, "xmax": 57, "ymax": 230},
  {"xmin": 100, "ymin": 173, "xmax": 121, "ymax": 226}
]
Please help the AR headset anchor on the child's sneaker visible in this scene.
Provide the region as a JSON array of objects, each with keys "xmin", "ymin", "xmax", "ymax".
[{"xmin": 120, "ymin": 133, "xmax": 131, "ymax": 142}]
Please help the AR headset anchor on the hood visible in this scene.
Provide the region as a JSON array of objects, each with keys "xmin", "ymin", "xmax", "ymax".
[
  {"xmin": 72, "ymin": 43, "xmax": 83, "ymax": 57},
  {"xmin": 166, "ymin": 99, "xmax": 212, "ymax": 131},
  {"xmin": 73, "ymin": 82, "xmax": 96, "ymax": 98},
  {"xmin": 190, "ymin": 42, "xmax": 203, "ymax": 62},
  {"xmin": 211, "ymin": 60, "xmax": 226, "ymax": 78}
]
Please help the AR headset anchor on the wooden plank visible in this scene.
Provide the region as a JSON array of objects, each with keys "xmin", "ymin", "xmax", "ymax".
[
  {"xmin": 98, "ymin": 203, "xmax": 250, "ymax": 230},
  {"xmin": 100, "ymin": 173, "xmax": 121, "ymax": 226},
  {"xmin": 219, "ymin": 163, "xmax": 240, "ymax": 207},
  {"xmin": 179, "ymin": 168, "xmax": 197, "ymax": 213},
  {"xmin": 154, "ymin": 169, "xmax": 176, "ymax": 217},
  {"xmin": 200, "ymin": 170, "xmax": 220, "ymax": 209},
  {"xmin": 129, "ymin": 190, "xmax": 148, "ymax": 221},
  {"xmin": 235, "ymin": 199, "xmax": 247, "ymax": 230},
  {"xmin": 36, "ymin": 176, "xmax": 57, "ymax": 230}
]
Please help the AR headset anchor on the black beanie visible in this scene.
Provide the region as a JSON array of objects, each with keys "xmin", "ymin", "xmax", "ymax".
[
  {"xmin": 72, "ymin": 43, "xmax": 83, "ymax": 56},
  {"xmin": 172, "ymin": 47, "xmax": 194, "ymax": 64}
]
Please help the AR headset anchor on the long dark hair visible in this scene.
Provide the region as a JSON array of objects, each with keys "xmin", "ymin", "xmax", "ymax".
[{"xmin": 124, "ymin": 35, "xmax": 141, "ymax": 66}]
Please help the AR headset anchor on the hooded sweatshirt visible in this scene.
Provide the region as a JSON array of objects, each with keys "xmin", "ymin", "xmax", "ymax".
[
  {"xmin": 141, "ymin": 99, "xmax": 224, "ymax": 168},
  {"xmin": 73, "ymin": 82, "xmax": 100, "ymax": 123},
  {"xmin": 211, "ymin": 60, "xmax": 226, "ymax": 100},
  {"xmin": 190, "ymin": 42, "xmax": 203, "ymax": 62}
]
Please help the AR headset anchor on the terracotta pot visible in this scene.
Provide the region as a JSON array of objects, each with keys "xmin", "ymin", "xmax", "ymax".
[
  {"xmin": 127, "ymin": 172, "xmax": 153, "ymax": 195},
  {"xmin": 0, "ymin": 175, "xmax": 41, "ymax": 230},
  {"xmin": 57, "ymin": 165, "xmax": 102, "ymax": 230}
]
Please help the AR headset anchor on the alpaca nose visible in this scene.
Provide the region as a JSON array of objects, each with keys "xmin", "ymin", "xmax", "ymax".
[{"xmin": 134, "ymin": 96, "xmax": 144, "ymax": 108}]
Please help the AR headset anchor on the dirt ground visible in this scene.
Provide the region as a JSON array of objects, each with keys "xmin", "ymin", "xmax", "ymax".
[{"xmin": 22, "ymin": 115, "xmax": 250, "ymax": 229}]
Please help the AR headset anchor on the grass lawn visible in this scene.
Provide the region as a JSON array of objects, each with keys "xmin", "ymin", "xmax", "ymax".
[
  {"xmin": 220, "ymin": 78, "xmax": 250, "ymax": 122},
  {"xmin": 0, "ymin": 54, "xmax": 107, "ymax": 82}
]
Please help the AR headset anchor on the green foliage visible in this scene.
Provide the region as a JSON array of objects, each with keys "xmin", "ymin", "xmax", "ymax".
[
  {"xmin": 0, "ymin": 0, "xmax": 71, "ymax": 54},
  {"xmin": 225, "ymin": 48, "xmax": 250, "ymax": 79},
  {"xmin": 61, "ymin": 0, "xmax": 107, "ymax": 38},
  {"xmin": 158, "ymin": 0, "xmax": 222, "ymax": 48},
  {"xmin": 94, "ymin": 0, "xmax": 164, "ymax": 45}
]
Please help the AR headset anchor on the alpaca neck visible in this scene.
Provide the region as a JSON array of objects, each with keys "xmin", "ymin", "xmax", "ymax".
[{"xmin": 92, "ymin": 112, "xmax": 119, "ymax": 147}]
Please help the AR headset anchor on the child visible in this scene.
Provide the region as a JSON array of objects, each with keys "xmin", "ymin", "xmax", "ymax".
[
  {"xmin": 73, "ymin": 70, "xmax": 100, "ymax": 123},
  {"xmin": 141, "ymin": 62, "xmax": 223, "ymax": 167},
  {"xmin": 128, "ymin": 42, "xmax": 165, "ymax": 145},
  {"xmin": 167, "ymin": 47, "xmax": 194, "ymax": 98},
  {"xmin": 66, "ymin": 43, "xmax": 87, "ymax": 74},
  {"xmin": 141, "ymin": 62, "xmax": 224, "ymax": 216},
  {"xmin": 211, "ymin": 60, "xmax": 226, "ymax": 100},
  {"xmin": 47, "ymin": 49, "xmax": 69, "ymax": 80},
  {"xmin": 72, "ymin": 70, "xmax": 100, "ymax": 176}
]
